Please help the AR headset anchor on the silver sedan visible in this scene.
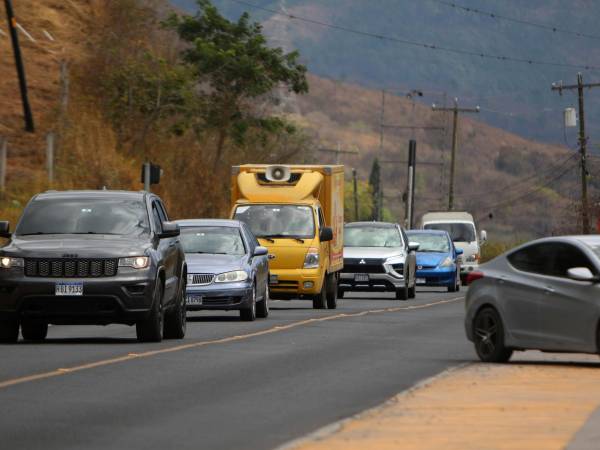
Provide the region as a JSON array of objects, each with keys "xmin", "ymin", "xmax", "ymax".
[{"xmin": 465, "ymin": 236, "xmax": 600, "ymax": 362}]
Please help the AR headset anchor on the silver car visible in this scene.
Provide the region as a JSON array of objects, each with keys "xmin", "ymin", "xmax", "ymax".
[
  {"xmin": 339, "ymin": 222, "xmax": 418, "ymax": 300},
  {"xmin": 465, "ymin": 236, "xmax": 600, "ymax": 362}
]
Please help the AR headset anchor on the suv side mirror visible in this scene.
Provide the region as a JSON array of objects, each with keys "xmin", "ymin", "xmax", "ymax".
[
  {"xmin": 0, "ymin": 221, "xmax": 10, "ymax": 238},
  {"xmin": 158, "ymin": 221, "xmax": 180, "ymax": 239},
  {"xmin": 253, "ymin": 246, "xmax": 268, "ymax": 257},
  {"xmin": 455, "ymin": 248, "xmax": 464, "ymax": 255},
  {"xmin": 320, "ymin": 227, "xmax": 333, "ymax": 242},
  {"xmin": 408, "ymin": 242, "xmax": 420, "ymax": 252},
  {"xmin": 567, "ymin": 267, "xmax": 597, "ymax": 282}
]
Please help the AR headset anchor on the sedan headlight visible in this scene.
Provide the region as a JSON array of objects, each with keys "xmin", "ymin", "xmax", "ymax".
[
  {"xmin": 0, "ymin": 257, "xmax": 24, "ymax": 269},
  {"xmin": 303, "ymin": 248, "xmax": 320, "ymax": 269},
  {"xmin": 118, "ymin": 256, "xmax": 149, "ymax": 269},
  {"xmin": 215, "ymin": 270, "xmax": 248, "ymax": 283},
  {"xmin": 439, "ymin": 257, "xmax": 454, "ymax": 267}
]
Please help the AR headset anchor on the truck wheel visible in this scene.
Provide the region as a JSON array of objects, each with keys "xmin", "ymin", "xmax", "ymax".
[
  {"xmin": 240, "ymin": 283, "xmax": 257, "ymax": 321},
  {"xmin": 326, "ymin": 273, "xmax": 338, "ymax": 309},
  {"xmin": 21, "ymin": 321, "xmax": 48, "ymax": 341},
  {"xmin": 256, "ymin": 285, "xmax": 269, "ymax": 319},
  {"xmin": 395, "ymin": 282, "xmax": 408, "ymax": 301},
  {"xmin": 136, "ymin": 281, "xmax": 164, "ymax": 343},
  {"xmin": 164, "ymin": 276, "xmax": 187, "ymax": 339},
  {"xmin": 0, "ymin": 320, "xmax": 19, "ymax": 343},
  {"xmin": 312, "ymin": 283, "xmax": 327, "ymax": 309}
]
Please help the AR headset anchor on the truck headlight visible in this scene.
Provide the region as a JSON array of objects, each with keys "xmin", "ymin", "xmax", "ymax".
[
  {"xmin": 215, "ymin": 270, "xmax": 248, "ymax": 283},
  {"xmin": 304, "ymin": 247, "xmax": 320, "ymax": 269},
  {"xmin": 465, "ymin": 254, "xmax": 479, "ymax": 263},
  {"xmin": 119, "ymin": 256, "xmax": 149, "ymax": 269},
  {"xmin": 439, "ymin": 257, "xmax": 454, "ymax": 267},
  {"xmin": 0, "ymin": 257, "xmax": 24, "ymax": 269}
]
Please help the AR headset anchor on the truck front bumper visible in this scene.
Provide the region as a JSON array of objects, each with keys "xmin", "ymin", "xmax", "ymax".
[{"xmin": 268, "ymin": 268, "xmax": 323, "ymax": 299}]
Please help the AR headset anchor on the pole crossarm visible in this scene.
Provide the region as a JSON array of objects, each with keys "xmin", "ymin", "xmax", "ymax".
[
  {"xmin": 381, "ymin": 159, "xmax": 443, "ymax": 166},
  {"xmin": 318, "ymin": 148, "xmax": 359, "ymax": 155},
  {"xmin": 552, "ymin": 81, "xmax": 600, "ymax": 93},
  {"xmin": 381, "ymin": 125, "xmax": 445, "ymax": 131},
  {"xmin": 431, "ymin": 106, "xmax": 480, "ymax": 113}
]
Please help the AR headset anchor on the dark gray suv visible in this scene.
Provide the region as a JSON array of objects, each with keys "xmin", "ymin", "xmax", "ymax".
[{"xmin": 0, "ymin": 190, "xmax": 187, "ymax": 343}]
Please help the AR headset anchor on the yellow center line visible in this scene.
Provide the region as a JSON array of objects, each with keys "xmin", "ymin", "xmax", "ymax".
[{"xmin": 0, "ymin": 296, "xmax": 463, "ymax": 390}]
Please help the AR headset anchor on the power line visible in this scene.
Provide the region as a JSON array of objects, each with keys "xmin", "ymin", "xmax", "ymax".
[
  {"xmin": 228, "ymin": 0, "xmax": 600, "ymax": 71},
  {"xmin": 431, "ymin": 0, "xmax": 600, "ymax": 42}
]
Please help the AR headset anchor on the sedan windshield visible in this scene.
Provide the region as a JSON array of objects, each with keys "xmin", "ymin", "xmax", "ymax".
[
  {"xmin": 407, "ymin": 233, "xmax": 450, "ymax": 253},
  {"xmin": 16, "ymin": 197, "xmax": 150, "ymax": 236},
  {"xmin": 424, "ymin": 222, "xmax": 475, "ymax": 243},
  {"xmin": 344, "ymin": 226, "xmax": 402, "ymax": 247},
  {"xmin": 233, "ymin": 205, "xmax": 315, "ymax": 239},
  {"xmin": 179, "ymin": 226, "xmax": 246, "ymax": 256}
]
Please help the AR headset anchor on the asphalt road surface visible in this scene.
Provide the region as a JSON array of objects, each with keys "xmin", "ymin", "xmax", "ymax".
[{"xmin": 0, "ymin": 289, "xmax": 473, "ymax": 450}]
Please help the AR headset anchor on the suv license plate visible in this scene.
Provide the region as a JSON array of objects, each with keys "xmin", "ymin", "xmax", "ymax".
[
  {"xmin": 55, "ymin": 282, "xmax": 83, "ymax": 296},
  {"xmin": 354, "ymin": 274, "xmax": 369, "ymax": 282},
  {"xmin": 416, "ymin": 278, "xmax": 426, "ymax": 285},
  {"xmin": 186, "ymin": 294, "xmax": 203, "ymax": 305}
]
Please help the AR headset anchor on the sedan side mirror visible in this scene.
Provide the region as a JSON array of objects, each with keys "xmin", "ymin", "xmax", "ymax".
[
  {"xmin": 0, "ymin": 221, "xmax": 10, "ymax": 238},
  {"xmin": 253, "ymin": 246, "xmax": 268, "ymax": 257},
  {"xmin": 320, "ymin": 227, "xmax": 333, "ymax": 242},
  {"xmin": 408, "ymin": 242, "xmax": 420, "ymax": 252},
  {"xmin": 158, "ymin": 221, "xmax": 180, "ymax": 239},
  {"xmin": 567, "ymin": 267, "xmax": 598, "ymax": 282}
]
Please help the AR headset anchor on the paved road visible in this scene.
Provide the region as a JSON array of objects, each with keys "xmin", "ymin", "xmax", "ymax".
[{"xmin": 0, "ymin": 289, "xmax": 473, "ymax": 450}]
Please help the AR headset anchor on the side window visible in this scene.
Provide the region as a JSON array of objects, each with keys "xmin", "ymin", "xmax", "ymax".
[
  {"xmin": 151, "ymin": 204, "xmax": 163, "ymax": 234},
  {"xmin": 400, "ymin": 227, "xmax": 408, "ymax": 249},
  {"xmin": 157, "ymin": 201, "xmax": 169, "ymax": 221},
  {"xmin": 317, "ymin": 207, "xmax": 326, "ymax": 230},
  {"xmin": 507, "ymin": 243, "xmax": 553, "ymax": 276},
  {"xmin": 241, "ymin": 225, "xmax": 254, "ymax": 255},
  {"xmin": 507, "ymin": 242, "xmax": 596, "ymax": 278}
]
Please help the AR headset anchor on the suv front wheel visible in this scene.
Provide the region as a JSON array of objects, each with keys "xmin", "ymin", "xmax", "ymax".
[{"xmin": 136, "ymin": 280, "xmax": 164, "ymax": 342}]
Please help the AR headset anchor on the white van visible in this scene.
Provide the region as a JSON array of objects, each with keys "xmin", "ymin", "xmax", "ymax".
[{"xmin": 420, "ymin": 212, "xmax": 486, "ymax": 281}]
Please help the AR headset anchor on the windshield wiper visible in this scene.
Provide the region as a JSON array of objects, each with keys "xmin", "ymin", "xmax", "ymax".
[
  {"xmin": 256, "ymin": 236, "xmax": 275, "ymax": 243},
  {"xmin": 263, "ymin": 234, "xmax": 306, "ymax": 244}
]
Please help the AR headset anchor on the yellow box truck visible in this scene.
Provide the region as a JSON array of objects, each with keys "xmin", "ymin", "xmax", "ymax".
[{"xmin": 231, "ymin": 164, "xmax": 344, "ymax": 309}]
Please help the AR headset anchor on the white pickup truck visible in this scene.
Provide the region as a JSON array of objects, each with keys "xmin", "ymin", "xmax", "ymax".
[{"xmin": 420, "ymin": 212, "xmax": 487, "ymax": 282}]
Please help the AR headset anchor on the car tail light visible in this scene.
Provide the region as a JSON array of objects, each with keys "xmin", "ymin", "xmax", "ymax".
[{"xmin": 465, "ymin": 271, "xmax": 484, "ymax": 285}]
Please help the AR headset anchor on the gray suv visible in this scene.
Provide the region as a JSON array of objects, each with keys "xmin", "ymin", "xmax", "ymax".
[{"xmin": 0, "ymin": 190, "xmax": 187, "ymax": 343}]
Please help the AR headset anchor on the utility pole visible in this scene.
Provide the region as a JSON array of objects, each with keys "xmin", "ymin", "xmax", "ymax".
[
  {"xmin": 0, "ymin": 138, "xmax": 6, "ymax": 192},
  {"xmin": 432, "ymin": 98, "xmax": 479, "ymax": 211},
  {"xmin": 406, "ymin": 140, "xmax": 417, "ymax": 229},
  {"xmin": 46, "ymin": 132, "xmax": 54, "ymax": 184},
  {"xmin": 4, "ymin": 0, "xmax": 34, "ymax": 132},
  {"xmin": 552, "ymin": 73, "xmax": 600, "ymax": 234},
  {"xmin": 352, "ymin": 168, "xmax": 359, "ymax": 221}
]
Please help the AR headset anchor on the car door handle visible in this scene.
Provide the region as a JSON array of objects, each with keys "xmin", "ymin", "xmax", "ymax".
[
  {"xmin": 544, "ymin": 286, "xmax": 555, "ymax": 295},
  {"xmin": 268, "ymin": 254, "xmax": 276, "ymax": 260},
  {"xmin": 498, "ymin": 275, "xmax": 510, "ymax": 284}
]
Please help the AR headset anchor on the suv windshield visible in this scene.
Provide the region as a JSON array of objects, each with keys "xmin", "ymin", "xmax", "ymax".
[
  {"xmin": 344, "ymin": 226, "xmax": 403, "ymax": 247},
  {"xmin": 407, "ymin": 232, "xmax": 450, "ymax": 253},
  {"xmin": 16, "ymin": 197, "xmax": 150, "ymax": 236},
  {"xmin": 180, "ymin": 227, "xmax": 245, "ymax": 255},
  {"xmin": 424, "ymin": 222, "xmax": 475, "ymax": 243},
  {"xmin": 233, "ymin": 204, "xmax": 315, "ymax": 239}
]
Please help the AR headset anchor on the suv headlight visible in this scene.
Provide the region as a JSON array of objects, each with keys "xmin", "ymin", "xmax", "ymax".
[
  {"xmin": 304, "ymin": 247, "xmax": 320, "ymax": 269},
  {"xmin": 439, "ymin": 257, "xmax": 454, "ymax": 267},
  {"xmin": 215, "ymin": 270, "xmax": 248, "ymax": 283},
  {"xmin": 118, "ymin": 256, "xmax": 149, "ymax": 269},
  {"xmin": 0, "ymin": 257, "xmax": 24, "ymax": 269}
]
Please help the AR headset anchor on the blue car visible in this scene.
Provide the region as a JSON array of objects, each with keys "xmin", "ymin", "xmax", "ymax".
[
  {"xmin": 175, "ymin": 219, "xmax": 270, "ymax": 321},
  {"xmin": 406, "ymin": 230, "xmax": 463, "ymax": 292}
]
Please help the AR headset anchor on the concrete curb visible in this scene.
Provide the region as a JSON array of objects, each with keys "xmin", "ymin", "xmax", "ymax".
[{"xmin": 275, "ymin": 362, "xmax": 471, "ymax": 450}]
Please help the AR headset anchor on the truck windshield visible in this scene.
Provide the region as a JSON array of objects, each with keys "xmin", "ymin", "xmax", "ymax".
[
  {"xmin": 234, "ymin": 205, "xmax": 315, "ymax": 239},
  {"xmin": 16, "ymin": 197, "xmax": 150, "ymax": 236},
  {"xmin": 344, "ymin": 226, "xmax": 403, "ymax": 248},
  {"xmin": 424, "ymin": 223, "xmax": 475, "ymax": 243}
]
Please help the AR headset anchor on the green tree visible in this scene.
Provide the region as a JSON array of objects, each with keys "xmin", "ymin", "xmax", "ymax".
[
  {"xmin": 166, "ymin": 0, "xmax": 309, "ymax": 168},
  {"xmin": 344, "ymin": 179, "xmax": 374, "ymax": 221},
  {"xmin": 368, "ymin": 158, "xmax": 381, "ymax": 220}
]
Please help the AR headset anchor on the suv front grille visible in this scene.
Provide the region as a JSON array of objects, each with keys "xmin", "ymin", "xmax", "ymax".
[
  {"xmin": 342, "ymin": 258, "xmax": 386, "ymax": 274},
  {"xmin": 189, "ymin": 274, "xmax": 214, "ymax": 285},
  {"xmin": 25, "ymin": 258, "xmax": 118, "ymax": 278}
]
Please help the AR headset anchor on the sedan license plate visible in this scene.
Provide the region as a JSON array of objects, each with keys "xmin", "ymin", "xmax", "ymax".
[
  {"xmin": 354, "ymin": 274, "xmax": 369, "ymax": 282},
  {"xmin": 416, "ymin": 278, "xmax": 426, "ymax": 285},
  {"xmin": 55, "ymin": 282, "xmax": 83, "ymax": 296},
  {"xmin": 186, "ymin": 294, "xmax": 203, "ymax": 306}
]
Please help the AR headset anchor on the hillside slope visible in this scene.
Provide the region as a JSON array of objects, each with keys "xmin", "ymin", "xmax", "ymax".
[{"xmin": 173, "ymin": 0, "xmax": 600, "ymax": 146}]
